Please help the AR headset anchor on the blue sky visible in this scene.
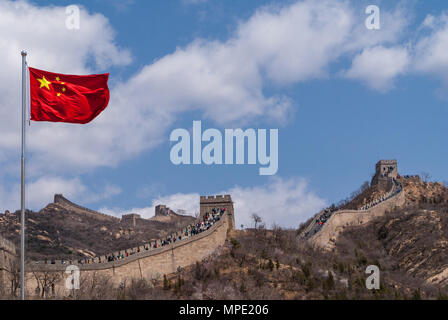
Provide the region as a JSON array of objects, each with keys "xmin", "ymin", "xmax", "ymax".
[{"xmin": 0, "ymin": 0, "xmax": 447, "ymax": 228}]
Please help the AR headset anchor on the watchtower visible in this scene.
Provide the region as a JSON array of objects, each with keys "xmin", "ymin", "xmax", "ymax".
[
  {"xmin": 200, "ymin": 195, "xmax": 235, "ymax": 230},
  {"xmin": 155, "ymin": 205, "xmax": 171, "ymax": 216},
  {"xmin": 371, "ymin": 160, "xmax": 398, "ymax": 190},
  {"xmin": 121, "ymin": 213, "xmax": 141, "ymax": 228}
]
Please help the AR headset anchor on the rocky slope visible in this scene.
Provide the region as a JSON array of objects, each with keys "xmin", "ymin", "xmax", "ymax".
[
  {"xmin": 335, "ymin": 179, "xmax": 448, "ymax": 288},
  {"xmin": 154, "ymin": 179, "xmax": 447, "ymax": 300},
  {"xmin": 0, "ymin": 201, "xmax": 195, "ymax": 261}
]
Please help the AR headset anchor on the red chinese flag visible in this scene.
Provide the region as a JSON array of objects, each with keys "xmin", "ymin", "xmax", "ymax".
[{"xmin": 29, "ymin": 67, "xmax": 110, "ymax": 124}]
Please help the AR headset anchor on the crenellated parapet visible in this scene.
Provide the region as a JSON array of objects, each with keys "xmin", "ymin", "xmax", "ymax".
[{"xmin": 199, "ymin": 194, "xmax": 233, "ymax": 203}]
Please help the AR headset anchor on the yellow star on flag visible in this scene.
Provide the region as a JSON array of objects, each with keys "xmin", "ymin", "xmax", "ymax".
[{"xmin": 37, "ymin": 76, "xmax": 51, "ymax": 90}]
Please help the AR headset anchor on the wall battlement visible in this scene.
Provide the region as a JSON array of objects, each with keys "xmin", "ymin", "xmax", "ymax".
[{"xmin": 200, "ymin": 194, "xmax": 232, "ymax": 203}]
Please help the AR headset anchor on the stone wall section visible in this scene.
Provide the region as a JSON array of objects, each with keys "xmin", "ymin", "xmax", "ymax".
[{"xmin": 311, "ymin": 189, "xmax": 405, "ymax": 250}]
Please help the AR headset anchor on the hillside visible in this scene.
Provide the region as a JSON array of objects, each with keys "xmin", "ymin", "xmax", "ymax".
[
  {"xmin": 40, "ymin": 178, "xmax": 448, "ymax": 301},
  {"xmin": 0, "ymin": 199, "xmax": 195, "ymax": 261},
  {"xmin": 136, "ymin": 179, "xmax": 448, "ymax": 300},
  {"xmin": 336, "ymin": 179, "xmax": 448, "ymax": 287},
  {"xmin": 1, "ymin": 168, "xmax": 447, "ymax": 300},
  {"xmin": 63, "ymin": 225, "xmax": 447, "ymax": 300}
]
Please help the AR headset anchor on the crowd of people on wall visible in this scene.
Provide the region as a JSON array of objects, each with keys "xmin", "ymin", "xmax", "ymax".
[
  {"xmin": 402, "ymin": 175, "xmax": 420, "ymax": 180},
  {"xmin": 304, "ymin": 179, "xmax": 403, "ymax": 238},
  {"xmin": 315, "ymin": 208, "xmax": 334, "ymax": 227},
  {"xmin": 359, "ymin": 179, "xmax": 402, "ymax": 211},
  {"xmin": 37, "ymin": 207, "xmax": 228, "ymax": 266},
  {"xmin": 304, "ymin": 207, "xmax": 337, "ymax": 237}
]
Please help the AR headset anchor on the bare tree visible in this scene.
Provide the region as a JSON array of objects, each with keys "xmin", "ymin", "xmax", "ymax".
[
  {"xmin": 72, "ymin": 272, "xmax": 115, "ymax": 300},
  {"xmin": 31, "ymin": 270, "xmax": 62, "ymax": 298},
  {"xmin": 251, "ymin": 214, "xmax": 262, "ymax": 229}
]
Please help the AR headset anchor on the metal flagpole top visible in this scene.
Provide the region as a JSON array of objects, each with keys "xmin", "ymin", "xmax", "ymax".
[{"xmin": 21, "ymin": 50, "xmax": 27, "ymax": 56}]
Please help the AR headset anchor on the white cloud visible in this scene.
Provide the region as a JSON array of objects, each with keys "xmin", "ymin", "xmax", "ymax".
[
  {"xmin": 344, "ymin": 46, "xmax": 410, "ymax": 91},
  {"xmin": 0, "ymin": 0, "xmax": 132, "ymax": 176},
  {"xmin": 101, "ymin": 177, "xmax": 326, "ymax": 228},
  {"xmin": 344, "ymin": 10, "xmax": 448, "ymax": 92},
  {"xmin": 414, "ymin": 13, "xmax": 448, "ymax": 84},
  {"xmin": 0, "ymin": 0, "xmax": 412, "ymax": 180},
  {"xmin": 228, "ymin": 177, "xmax": 326, "ymax": 228},
  {"xmin": 8, "ymin": 0, "xmax": 448, "ymax": 220}
]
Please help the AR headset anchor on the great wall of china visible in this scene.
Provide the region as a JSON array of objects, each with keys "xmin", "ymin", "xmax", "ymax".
[
  {"xmin": 1, "ymin": 160, "xmax": 408, "ymax": 296},
  {"xmin": 309, "ymin": 183, "xmax": 405, "ymax": 250},
  {"xmin": 304, "ymin": 160, "xmax": 406, "ymax": 250},
  {"xmin": 0, "ymin": 194, "xmax": 235, "ymax": 296}
]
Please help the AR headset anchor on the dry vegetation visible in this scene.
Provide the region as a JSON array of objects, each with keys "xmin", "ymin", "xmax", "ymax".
[{"xmin": 9, "ymin": 219, "xmax": 443, "ymax": 301}]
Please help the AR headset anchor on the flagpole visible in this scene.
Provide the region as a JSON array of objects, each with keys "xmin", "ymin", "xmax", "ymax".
[{"xmin": 20, "ymin": 50, "xmax": 27, "ymax": 301}]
